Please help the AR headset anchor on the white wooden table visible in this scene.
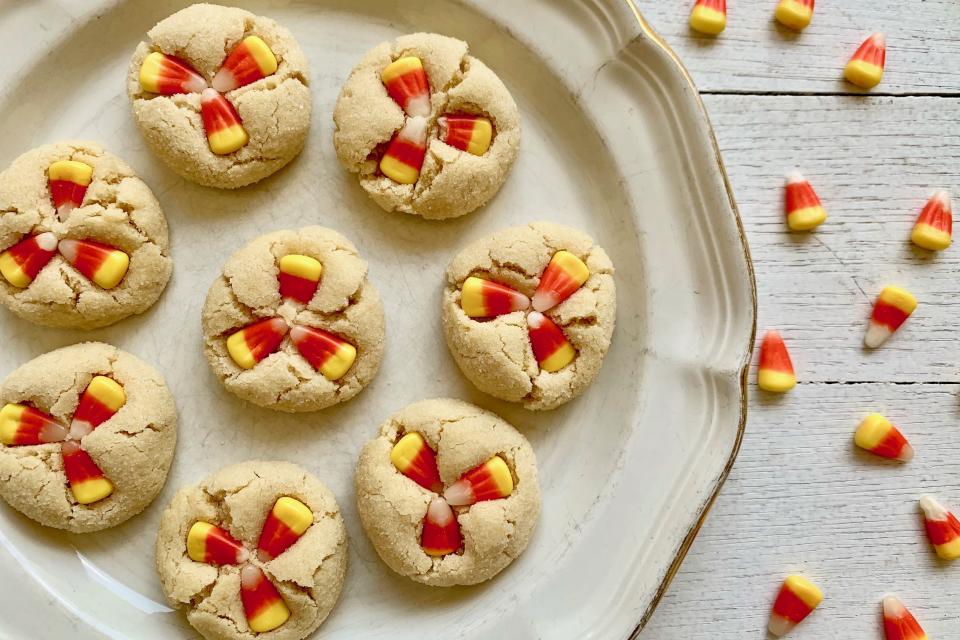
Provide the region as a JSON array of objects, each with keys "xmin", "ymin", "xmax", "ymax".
[{"xmin": 634, "ymin": 2, "xmax": 960, "ymax": 637}]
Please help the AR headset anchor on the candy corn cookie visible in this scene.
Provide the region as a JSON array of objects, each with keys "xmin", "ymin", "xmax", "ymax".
[
  {"xmin": 0, "ymin": 142, "xmax": 172, "ymax": 329},
  {"xmin": 127, "ymin": 4, "xmax": 311, "ymax": 189},
  {"xmin": 201, "ymin": 227, "xmax": 385, "ymax": 412},
  {"xmin": 333, "ymin": 33, "xmax": 521, "ymax": 219},
  {"xmin": 156, "ymin": 461, "xmax": 346, "ymax": 640},
  {"xmin": 356, "ymin": 399, "xmax": 540, "ymax": 586},
  {"xmin": 0, "ymin": 342, "xmax": 176, "ymax": 532},
  {"xmin": 443, "ymin": 222, "xmax": 616, "ymax": 410}
]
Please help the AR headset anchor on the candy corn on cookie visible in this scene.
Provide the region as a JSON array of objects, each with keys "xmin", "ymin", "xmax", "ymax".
[
  {"xmin": 0, "ymin": 343, "xmax": 176, "ymax": 532},
  {"xmin": 442, "ymin": 223, "xmax": 617, "ymax": 410},
  {"xmin": 0, "ymin": 141, "xmax": 172, "ymax": 329},
  {"xmin": 202, "ymin": 227, "xmax": 385, "ymax": 412},
  {"xmin": 127, "ymin": 4, "xmax": 311, "ymax": 189},
  {"xmin": 156, "ymin": 461, "xmax": 346, "ymax": 640},
  {"xmin": 333, "ymin": 32, "xmax": 521, "ymax": 219},
  {"xmin": 356, "ymin": 399, "xmax": 541, "ymax": 586}
]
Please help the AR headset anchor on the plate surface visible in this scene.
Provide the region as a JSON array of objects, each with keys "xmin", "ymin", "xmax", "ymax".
[{"xmin": 0, "ymin": 1, "xmax": 755, "ymax": 638}]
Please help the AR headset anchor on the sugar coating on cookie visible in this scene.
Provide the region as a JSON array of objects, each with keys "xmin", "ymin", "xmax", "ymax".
[
  {"xmin": 202, "ymin": 226, "xmax": 385, "ymax": 412},
  {"xmin": 156, "ymin": 460, "xmax": 347, "ymax": 640},
  {"xmin": 443, "ymin": 222, "xmax": 616, "ymax": 410},
  {"xmin": 0, "ymin": 342, "xmax": 177, "ymax": 532},
  {"xmin": 356, "ymin": 398, "xmax": 540, "ymax": 586},
  {"xmin": 126, "ymin": 4, "xmax": 312, "ymax": 189},
  {"xmin": 0, "ymin": 141, "xmax": 172, "ymax": 329},
  {"xmin": 333, "ymin": 32, "xmax": 520, "ymax": 220}
]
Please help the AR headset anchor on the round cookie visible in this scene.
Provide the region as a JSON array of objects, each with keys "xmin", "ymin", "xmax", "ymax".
[
  {"xmin": 156, "ymin": 460, "xmax": 347, "ymax": 640},
  {"xmin": 333, "ymin": 32, "xmax": 520, "ymax": 220},
  {"xmin": 442, "ymin": 222, "xmax": 616, "ymax": 410},
  {"xmin": 202, "ymin": 226, "xmax": 385, "ymax": 412},
  {"xmin": 127, "ymin": 4, "xmax": 312, "ymax": 189},
  {"xmin": 356, "ymin": 398, "xmax": 540, "ymax": 586},
  {"xmin": 0, "ymin": 342, "xmax": 177, "ymax": 533},
  {"xmin": 0, "ymin": 141, "xmax": 172, "ymax": 329}
]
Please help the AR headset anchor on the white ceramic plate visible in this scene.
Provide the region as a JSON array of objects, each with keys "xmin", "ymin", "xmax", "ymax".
[{"xmin": 0, "ymin": 1, "xmax": 755, "ymax": 638}]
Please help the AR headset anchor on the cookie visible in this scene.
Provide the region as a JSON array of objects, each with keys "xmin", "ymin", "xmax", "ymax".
[
  {"xmin": 0, "ymin": 342, "xmax": 177, "ymax": 532},
  {"xmin": 356, "ymin": 398, "xmax": 540, "ymax": 586},
  {"xmin": 442, "ymin": 222, "xmax": 616, "ymax": 410},
  {"xmin": 156, "ymin": 460, "xmax": 347, "ymax": 640},
  {"xmin": 0, "ymin": 141, "xmax": 172, "ymax": 329},
  {"xmin": 333, "ymin": 32, "xmax": 520, "ymax": 220},
  {"xmin": 202, "ymin": 226, "xmax": 385, "ymax": 412},
  {"xmin": 127, "ymin": 4, "xmax": 312, "ymax": 189}
]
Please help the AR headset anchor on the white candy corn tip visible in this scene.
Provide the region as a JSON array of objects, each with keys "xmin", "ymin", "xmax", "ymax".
[
  {"xmin": 289, "ymin": 325, "xmax": 308, "ymax": 343},
  {"xmin": 211, "ymin": 69, "xmax": 237, "ymax": 93},
  {"xmin": 407, "ymin": 95, "xmax": 431, "ymax": 119},
  {"xmin": 57, "ymin": 239, "xmax": 79, "ymax": 262},
  {"xmin": 870, "ymin": 32, "xmax": 886, "ymax": 47},
  {"xmin": 931, "ymin": 190, "xmax": 951, "ymax": 208},
  {"xmin": 785, "ymin": 170, "xmax": 806, "ymax": 185},
  {"xmin": 201, "ymin": 87, "xmax": 221, "ymax": 104},
  {"xmin": 527, "ymin": 311, "xmax": 546, "ymax": 330},
  {"xmin": 399, "ymin": 116, "xmax": 428, "ymax": 143},
  {"xmin": 427, "ymin": 496, "xmax": 455, "ymax": 523},
  {"xmin": 897, "ymin": 442, "xmax": 916, "ymax": 462},
  {"xmin": 56, "ymin": 203, "xmax": 75, "ymax": 222},
  {"xmin": 919, "ymin": 495, "xmax": 948, "ymax": 519},
  {"xmin": 240, "ymin": 564, "xmax": 261, "ymax": 588},
  {"xmin": 40, "ymin": 422, "xmax": 68, "ymax": 443},
  {"xmin": 882, "ymin": 595, "xmax": 907, "ymax": 617},
  {"xmin": 531, "ymin": 291, "xmax": 558, "ymax": 313},
  {"xmin": 864, "ymin": 322, "xmax": 892, "ymax": 349},
  {"xmin": 767, "ymin": 615, "xmax": 795, "ymax": 637},
  {"xmin": 68, "ymin": 419, "xmax": 93, "ymax": 441},
  {"xmin": 35, "ymin": 232, "xmax": 58, "ymax": 252},
  {"xmin": 443, "ymin": 480, "xmax": 473, "ymax": 507}
]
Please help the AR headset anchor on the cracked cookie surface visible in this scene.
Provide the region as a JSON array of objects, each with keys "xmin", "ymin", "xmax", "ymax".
[
  {"xmin": 156, "ymin": 460, "xmax": 347, "ymax": 640},
  {"xmin": 356, "ymin": 398, "xmax": 540, "ymax": 586},
  {"xmin": 0, "ymin": 342, "xmax": 177, "ymax": 532},
  {"xmin": 127, "ymin": 3, "xmax": 312, "ymax": 189},
  {"xmin": 0, "ymin": 141, "xmax": 172, "ymax": 329},
  {"xmin": 443, "ymin": 222, "xmax": 617, "ymax": 410},
  {"xmin": 202, "ymin": 226, "xmax": 385, "ymax": 412},
  {"xmin": 333, "ymin": 32, "xmax": 520, "ymax": 220}
]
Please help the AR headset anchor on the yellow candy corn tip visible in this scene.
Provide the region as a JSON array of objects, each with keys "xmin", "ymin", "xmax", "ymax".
[
  {"xmin": 72, "ymin": 477, "xmax": 114, "ymax": 504},
  {"xmin": 138, "ymin": 52, "xmax": 167, "ymax": 93},
  {"xmin": 460, "ymin": 277, "xmax": 489, "ymax": 317},
  {"xmin": 279, "ymin": 254, "xmax": 322, "ymax": 281},
  {"xmin": 784, "ymin": 575, "xmax": 824, "ymax": 608},
  {"xmin": 0, "ymin": 403, "xmax": 26, "ymax": 445},
  {"xmin": 243, "ymin": 36, "xmax": 279, "ymax": 76},
  {"xmin": 319, "ymin": 342, "xmax": 357, "ymax": 381},
  {"xmin": 187, "ymin": 521, "xmax": 215, "ymax": 562},
  {"xmin": 87, "ymin": 376, "xmax": 126, "ymax": 412},
  {"xmin": 226, "ymin": 332, "xmax": 256, "ymax": 369},
  {"xmin": 248, "ymin": 599, "xmax": 290, "ymax": 633},
  {"xmin": 380, "ymin": 155, "xmax": 419, "ymax": 184},
  {"xmin": 486, "ymin": 456, "xmax": 514, "ymax": 497},
  {"xmin": 92, "ymin": 250, "xmax": 129, "ymax": 289},
  {"xmin": 273, "ymin": 496, "xmax": 313, "ymax": 534},
  {"xmin": 911, "ymin": 224, "xmax": 951, "ymax": 251},
  {"xmin": 48, "ymin": 160, "xmax": 94, "ymax": 185},
  {"xmin": 758, "ymin": 369, "xmax": 796, "ymax": 393},
  {"xmin": 465, "ymin": 119, "xmax": 493, "ymax": 156},
  {"xmin": 787, "ymin": 206, "xmax": 827, "ymax": 231},
  {"xmin": 774, "ymin": 0, "xmax": 813, "ymax": 30},
  {"xmin": 391, "ymin": 432, "xmax": 427, "ymax": 471},
  {"xmin": 0, "ymin": 251, "xmax": 30, "ymax": 288},
  {"xmin": 845, "ymin": 60, "xmax": 883, "ymax": 89},
  {"xmin": 552, "ymin": 250, "xmax": 591, "ymax": 285},
  {"xmin": 540, "ymin": 342, "xmax": 576, "ymax": 372},
  {"xmin": 208, "ymin": 125, "xmax": 249, "ymax": 155},
  {"xmin": 935, "ymin": 538, "xmax": 960, "ymax": 561},
  {"xmin": 689, "ymin": 6, "xmax": 726, "ymax": 35},
  {"xmin": 381, "ymin": 56, "xmax": 424, "ymax": 83},
  {"xmin": 878, "ymin": 286, "xmax": 918, "ymax": 313},
  {"xmin": 853, "ymin": 413, "xmax": 892, "ymax": 450}
]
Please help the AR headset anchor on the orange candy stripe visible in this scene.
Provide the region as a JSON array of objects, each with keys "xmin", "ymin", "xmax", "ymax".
[
  {"xmin": 759, "ymin": 330, "xmax": 794, "ymax": 375},
  {"xmin": 852, "ymin": 33, "xmax": 886, "ymax": 67}
]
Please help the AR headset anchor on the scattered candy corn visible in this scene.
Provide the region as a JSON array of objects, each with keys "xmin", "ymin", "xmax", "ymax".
[
  {"xmin": 187, "ymin": 521, "xmax": 248, "ymax": 565},
  {"xmin": 58, "ymin": 239, "xmax": 130, "ymax": 289},
  {"xmin": 278, "ymin": 254, "xmax": 322, "ymax": 303},
  {"xmin": 910, "ymin": 191, "xmax": 952, "ymax": 251},
  {"xmin": 527, "ymin": 311, "xmax": 576, "ymax": 372},
  {"xmin": 460, "ymin": 276, "xmax": 530, "ymax": 318},
  {"xmin": 0, "ymin": 404, "xmax": 66, "ymax": 446},
  {"xmin": 845, "ymin": 33, "xmax": 886, "ymax": 90},
  {"xmin": 757, "ymin": 330, "xmax": 797, "ymax": 393},
  {"xmin": 201, "ymin": 88, "xmax": 248, "ymax": 155},
  {"xmin": 421, "ymin": 497, "xmax": 461, "ymax": 556},
  {"xmin": 390, "ymin": 432, "xmax": 443, "ymax": 493},
  {"xmin": 289, "ymin": 325, "xmax": 357, "ymax": 380},
  {"xmin": 768, "ymin": 575, "xmax": 824, "ymax": 637},
  {"xmin": 381, "ymin": 56, "xmax": 431, "ymax": 118},
  {"xmin": 70, "ymin": 376, "xmax": 125, "ymax": 440},
  {"xmin": 61, "ymin": 440, "xmax": 113, "ymax": 504},
  {"xmin": 380, "ymin": 116, "xmax": 428, "ymax": 184},
  {"xmin": 227, "ymin": 318, "xmax": 288, "ymax": 369},
  {"xmin": 0, "ymin": 232, "xmax": 58, "ymax": 288},
  {"xmin": 854, "ymin": 413, "xmax": 914, "ymax": 461},
  {"xmin": 689, "ymin": 0, "xmax": 727, "ymax": 35},
  {"xmin": 48, "ymin": 160, "xmax": 93, "ymax": 220},
  {"xmin": 138, "ymin": 52, "xmax": 207, "ymax": 95},
  {"xmin": 774, "ymin": 0, "xmax": 814, "ymax": 31},
  {"xmin": 882, "ymin": 595, "xmax": 928, "ymax": 640},
  {"xmin": 213, "ymin": 36, "xmax": 278, "ymax": 93},
  {"xmin": 784, "ymin": 172, "xmax": 827, "ymax": 231},
  {"xmin": 240, "ymin": 564, "xmax": 290, "ymax": 633},
  {"xmin": 532, "ymin": 251, "xmax": 590, "ymax": 313},
  {"xmin": 257, "ymin": 497, "xmax": 313, "ymax": 561},
  {"xmin": 443, "ymin": 455, "xmax": 514, "ymax": 506},
  {"xmin": 919, "ymin": 495, "xmax": 960, "ymax": 561},
  {"xmin": 438, "ymin": 115, "xmax": 493, "ymax": 156},
  {"xmin": 865, "ymin": 286, "xmax": 917, "ymax": 348}
]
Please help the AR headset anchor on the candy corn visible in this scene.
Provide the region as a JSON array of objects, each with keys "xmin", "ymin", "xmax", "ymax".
[
  {"xmin": 48, "ymin": 160, "xmax": 93, "ymax": 220},
  {"xmin": 460, "ymin": 276, "xmax": 530, "ymax": 318},
  {"xmin": 201, "ymin": 88, "xmax": 248, "ymax": 155},
  {"xmin": 278, "ymin": 254, "xmax": 322, "ymax": 303},
  {"xmin": 784, "ymin": 172, "xmax": 827, "ymax": 231},
  {"xmin": 0, "ymin": 232, "xmax": 57, "ymax": 288},
  {"xmin": 910, "ymin": 191, "xmax": 952, "ymax": 251},
  {"xmin": 443, "ymin": 455, "xmax": 514, "ymax": 506},
  {"xmin": 390, "ymin": 432, "xmax": 443, "ymax": 493},
  {"xmin": 289, "ymin": 325, "xmax": 357, "ymax": 381},
  {"xmin": 61, "ymin": 440, "xmax": 113, "ymax": 504},
  {"xmin": 240, "ymin": 565, "xmax": 289, "ymax": 633},
  {"xmin": 527, "ymin": 311, "xmax": 576, "ymax": 372},
  {"xmin": 774, "ymin": 0, "xmax": 814, "ymax": 31},
  {"xmin": 532, "ymin": 251, "xmax": 590, "ymax": 312},
  {"xmin": 919, "ymin": 495, "xmax": 960, "ymax": 561},
  {"xmin": 212, "ymin": 36, "xmax": 278, "ymax": 93},
  {"xmin": 70, "ymin": 376, "xmax": 125, "ymax": 440},
  {"xmin": 854, "ymin": 413, "xmax": 914, "ymax": 461},
  {"xmin": 187, "ymin": 521, "xmax": 248, "ymax": 565},
  {"xmin": 865, "ymin": 286, "xmax": 917, "ymax": 348},
  {"xmin": 226, "ymin": 318, "xmax": 288, "ymax": 369},
  {"xmin": 257, "ymin": 497, "xmax": 313, "ymax": 561},
  {"xmin": 57, "ymin": 239, "xmax": 129, "ymax": 289},
  {"xmin": 421, "ymin": 497, "xmax": 461, "ymax": 556},
  {"xmin": 768, "ymin": 575, "xmax": 823, "ymax": 637},
  {"xmin": 380, "ymin": 116, "xmax": 427, "ymax": 184},
  {"xmin": 438, "ymin": 115, "xmax": 493, "ymax": 156},
  {"xmin": 0, "ymin": 404, "xmax": 66, "ymax": 446},
  {"xmin": 381, "ymin": 56, "xmax": 431, "ymax": 118},
  {"xmin": 883, "ymin": 595, "xmax": 928, "ymax": 640},
  {"xmin": 757, "ymin": 330, "xmax": 797, "ymax": 393},
  {"xmin": 689, "ymin": 0, "xmax": 726, "ymax": 35},
  {"xmin": 138, "ymin": 52, "xmax": 207, "ymax": 95},
  {"xmin": 845, "ymin": 33, "xmax": 886, "ymax": 89}
]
